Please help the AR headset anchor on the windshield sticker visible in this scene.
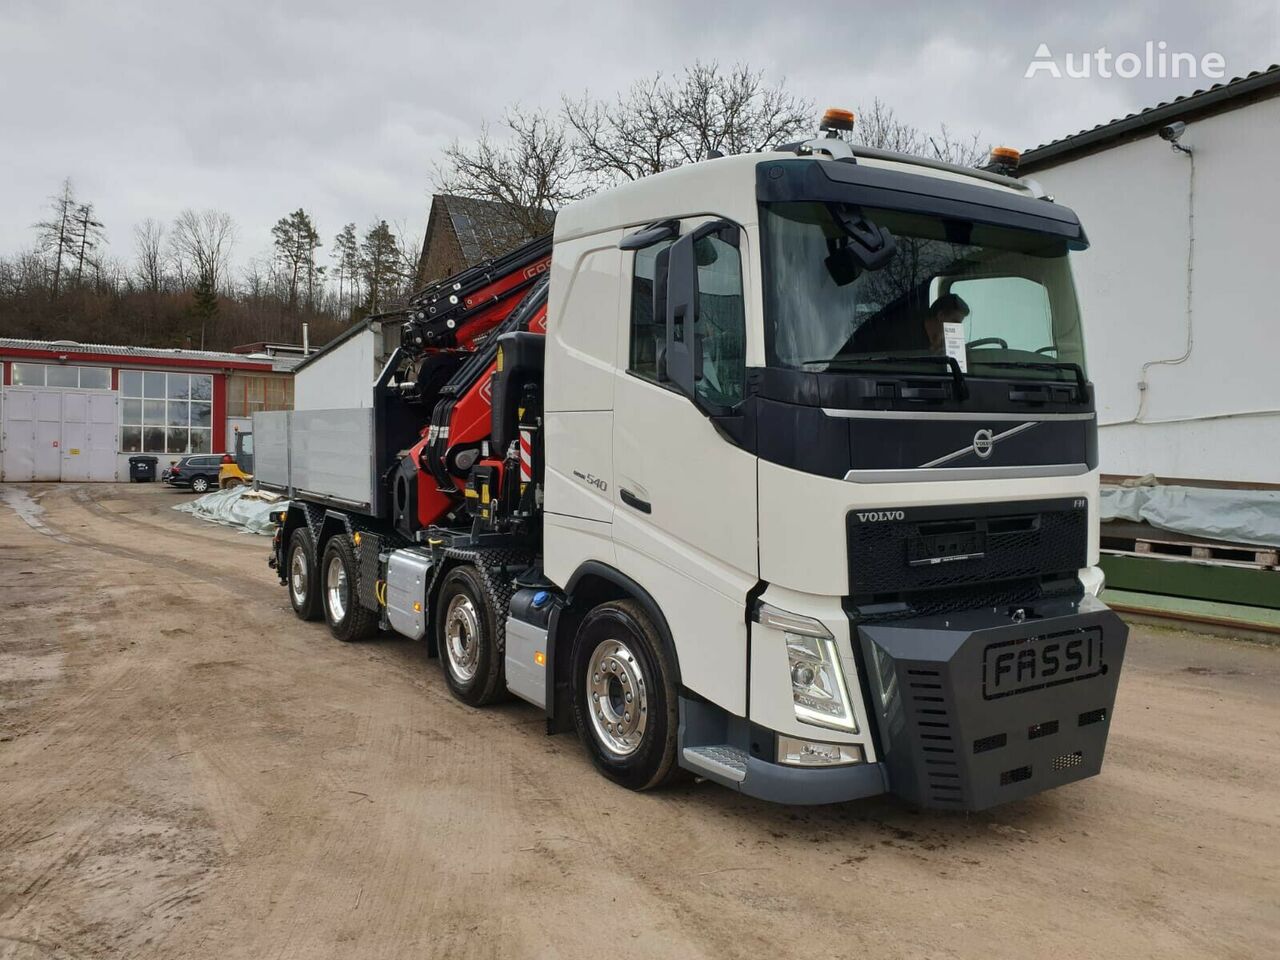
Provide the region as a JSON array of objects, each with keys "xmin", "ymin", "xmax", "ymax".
[{"xmin": 943, "ymin": 322, "xmax": 968, "ymax": 373}]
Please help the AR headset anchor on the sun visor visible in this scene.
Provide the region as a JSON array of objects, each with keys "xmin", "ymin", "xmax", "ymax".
[{"xmin": 756, "ymin": 159, "xmax": 1089, "ymax": 250}]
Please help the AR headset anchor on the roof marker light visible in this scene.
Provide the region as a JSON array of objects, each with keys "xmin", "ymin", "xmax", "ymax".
[
  {"xmin": 989, "ymin": 146, "xmax": 1022, "ymax": 173},
  {"xmin": 819, "ymin": 108, "xmax": 856, "ymax": 134}
]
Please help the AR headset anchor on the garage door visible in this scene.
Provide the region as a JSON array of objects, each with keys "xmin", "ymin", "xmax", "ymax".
[{"xmin": 1, "ymin": 387, "xmax": 118, "ymax": 482}]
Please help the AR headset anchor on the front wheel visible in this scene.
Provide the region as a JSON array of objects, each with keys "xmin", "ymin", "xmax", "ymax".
[
  {"xmin": 321, "ymin": 535, "xmax": 378, "ymax": 642},
  {"xmin": 190, "ymin": 475, "xmax": 210, "ymax": 494},
  {"xmin": 571, "ymin": 600, "xmax": 680, "ymax": 791}
]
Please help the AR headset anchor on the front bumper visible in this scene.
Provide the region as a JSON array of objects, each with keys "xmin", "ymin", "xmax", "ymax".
[
  {"xmin": 677, "ymin": 697, "xmax": 889, "ymax": 805},
  {"xmin": 855, "ymin": 593, "xmax": 1127, "ymax": 810}
]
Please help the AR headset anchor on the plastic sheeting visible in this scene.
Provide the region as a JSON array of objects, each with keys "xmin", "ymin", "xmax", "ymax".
[
  {"xmin": 173, "ymin": 486, "xmax": 285, "ymax": 536},
  {"xmin": 1100, "ymin": 483, "xmax": 1280, "ymax": 548}
]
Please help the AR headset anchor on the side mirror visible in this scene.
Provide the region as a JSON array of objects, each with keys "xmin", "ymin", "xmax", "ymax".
[{"xmin": 662, "ymin": 219, "xmax": 739, "ymax": 408}]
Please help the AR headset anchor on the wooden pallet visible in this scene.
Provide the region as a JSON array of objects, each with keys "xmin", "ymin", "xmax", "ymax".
[{"xmin": 1101, "ymin": 533, "xmax": 1278, "ymax": 570}]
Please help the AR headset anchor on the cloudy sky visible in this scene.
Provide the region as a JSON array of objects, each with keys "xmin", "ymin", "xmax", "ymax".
[{"xmin": 1, "ymin": 0, "xmax": 1275, "ymax": 275}]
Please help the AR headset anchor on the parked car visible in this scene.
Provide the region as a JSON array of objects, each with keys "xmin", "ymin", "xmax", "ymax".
[{"xmin": 162, "ymin": 454, "xmax": 226, "ymax": 494}]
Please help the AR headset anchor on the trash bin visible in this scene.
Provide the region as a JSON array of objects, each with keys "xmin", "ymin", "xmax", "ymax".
[{"xmin": 128, "ymin": 455, "xmax": 159, "ymax": 483}]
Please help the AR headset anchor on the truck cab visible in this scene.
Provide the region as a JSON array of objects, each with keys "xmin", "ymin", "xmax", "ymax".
[
  {"xmin": 265, "ymin": 126, "xmax": 1125, "ymax": 810},
  {"xmin": 541, "ymin": 139, "xmax": 1121, "ymax": 807}
]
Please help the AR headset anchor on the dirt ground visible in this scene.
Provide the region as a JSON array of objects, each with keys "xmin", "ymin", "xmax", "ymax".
[{"xmin": 0, "ymin": 481, "xmax": 1277, "ymax": 960}]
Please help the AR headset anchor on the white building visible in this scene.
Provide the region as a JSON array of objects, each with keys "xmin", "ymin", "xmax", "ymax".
[{"xmin": 1019, "ymin": 64, "xmax": 1280, "ymax": 487}]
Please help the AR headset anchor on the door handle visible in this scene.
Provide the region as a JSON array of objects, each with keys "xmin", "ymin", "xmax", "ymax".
[{"xmin": 619, "ymin": 488, "xmax": 651, "ymax": 514}]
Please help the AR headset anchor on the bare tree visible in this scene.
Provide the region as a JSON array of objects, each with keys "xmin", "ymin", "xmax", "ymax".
[
  {"xmin": 170, "ymin": 208, "xmax": 236, "ymax": 292},
  {"xmin": 69, "ymin": 202, "xmax": 105, "ymax": 284},
  {"xmin": 563, "ymin": 61, "xmax": 812, "ymax": 182},
  {"xmin": 133, "ymin": 218, "xmax": 166, "ymax": 293},
  {"xmin": 33, "ymin": 178, "xmax": 79, "ymax": 297},
  {"xmin": 436, "ymin": 107, "xmax": 581, "ymax": 245},
  {"xmin": 392, "ymin": 219, "xmax": 422, "ymax": 294},
  {"xmin": 852, "ymin": 98, "xmax": 987, "ymax": 167}
]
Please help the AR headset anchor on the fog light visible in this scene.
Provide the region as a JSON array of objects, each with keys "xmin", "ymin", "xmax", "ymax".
[{"xmin": 777, "ymin": 736, "xmax": 864, "ymax": 767}]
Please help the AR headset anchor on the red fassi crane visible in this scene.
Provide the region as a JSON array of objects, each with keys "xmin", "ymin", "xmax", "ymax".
[{"xmin": 389, "ymin": 235, "xmax": 551, "ymax": 533}]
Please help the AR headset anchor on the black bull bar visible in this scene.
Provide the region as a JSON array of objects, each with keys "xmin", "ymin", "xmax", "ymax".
[{"xmin": 855, "ymin": 594, "xmax": 1127, "ymax": 811}]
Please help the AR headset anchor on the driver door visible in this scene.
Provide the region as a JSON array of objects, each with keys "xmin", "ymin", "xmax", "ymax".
[{"xmin": 610, "ymin": 219, "xmax": 758, "ymax": 715}]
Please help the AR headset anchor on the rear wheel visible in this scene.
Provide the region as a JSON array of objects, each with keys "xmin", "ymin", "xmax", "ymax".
[
  {"xmin": 287, "ymin": 527, "xmax": 322, "ymax": 621},
  {"xmin": 436, "ymin": 565, "xmax": 505, "ymax": 706},
  {"xmin": 321, "ymin": 535, "xmax": 378, "ymax": 642},
  {"xmin": 571, "ymin": 600, "xmax": 680, "ymax": 791},
  {"xmin": 190, "ymin": 475, "xmax": 211, "ymax": 493},
  {"xmin": 221, "ymin": 476, "xmax": 244, "ymax": 490}
]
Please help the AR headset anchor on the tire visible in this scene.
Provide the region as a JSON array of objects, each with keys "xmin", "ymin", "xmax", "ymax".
[
  {"xmin": 570, "ymin": 600, "xmax": 680, "ymax": 791},
  {"xmin": 286, "ymin": 527, "xmax": 322, "ymax": 621},
  {"xmin": 190, "ymin": 475, "xmax": 211, "ymax": 494},
  {"xmin": 221, "ymin": 477, "xmax": 243, "ymax": 490},
  {"xmin": 435, "ymin": 565, "xmax": 506, "ymax": 706},
  {"xmin": 320, "ymin": 535, "xmax": 378, "ymax": 642}
]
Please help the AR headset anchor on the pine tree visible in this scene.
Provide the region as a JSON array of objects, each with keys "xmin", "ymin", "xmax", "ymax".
[
  {"xmin": 331, "ymin": 222, "xmax": 360, "ymax": 319},
  {"xmin": 270, "ymin": 208, "xmax": 320, "ymax": 312},
  {"xmin": 360, "ymin": 220, "xmax": 401, "ymax": 313},
  {"xmin": 191, "ymin": 273, "xmax": 218, "ymax": 350}
]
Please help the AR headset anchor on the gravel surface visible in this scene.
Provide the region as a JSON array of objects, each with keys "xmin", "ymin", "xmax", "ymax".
[{"xmin": 1, "ymin": 482, "xmax": 1277, "ymax": 960}]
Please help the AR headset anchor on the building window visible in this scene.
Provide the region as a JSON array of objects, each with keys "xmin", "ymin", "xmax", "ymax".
[
  {"xmin": 10, "ymin": 362, "xmax": 111, "ymax": 389},
  {"xmin": 226, "ymin": 374, "xmax": 294, "ymax": 418},
  {"xmin": 119, "ymin": 371, "xmax": 213, "ymax": 454}
]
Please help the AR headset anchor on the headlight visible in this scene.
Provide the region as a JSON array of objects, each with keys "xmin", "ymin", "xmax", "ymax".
[{"xmin": 754, "ymin": 602, "xmax": 858, "ymax": 733}]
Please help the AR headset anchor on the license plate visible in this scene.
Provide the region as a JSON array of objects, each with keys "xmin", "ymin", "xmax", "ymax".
[
  {"xmin": 982, "ymin": 628, "xmax": 1105, "ymax": 699},
  {"xmin": 907, "ymin": 530, "xmax": 985, "ymax": 567}
]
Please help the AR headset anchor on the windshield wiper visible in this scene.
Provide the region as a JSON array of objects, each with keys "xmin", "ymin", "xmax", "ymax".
[
  {"xmin": 969, "ymin": 360, "xmax": 1087, "ymax": 402},
  {"xmin": 820, "ymin": 354, "xmax": 968, "ymax": 401}
]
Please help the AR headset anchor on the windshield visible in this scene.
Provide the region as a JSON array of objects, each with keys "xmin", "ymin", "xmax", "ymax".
[{"xmin": 760, "ymin": 202, "xmax": 1086, "ymax": 380}]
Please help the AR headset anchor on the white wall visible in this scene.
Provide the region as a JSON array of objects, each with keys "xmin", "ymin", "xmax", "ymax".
[
  {"xmin": 1029, "ymin": 94, "xmax": 1280, "ymax": 484},
  {"xmin": 293, "ymin": 328, "xmax": 378, "ymax": 411}
]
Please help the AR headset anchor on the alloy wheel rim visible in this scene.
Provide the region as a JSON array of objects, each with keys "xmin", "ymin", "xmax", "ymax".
[
  {"xmin": 587, "ymin": 638, "xmax": 648, "ymax": 758},
  {"xmin": 443, "ymin": 594, "xmax": 481, "ymax": 682},
  {"xmin": 325, "ymin": 554, "xmax": 348, "ymax": 622},
  {"xmin": 290, "ymin": 548, "xmax": 308, "ymax": 606}
]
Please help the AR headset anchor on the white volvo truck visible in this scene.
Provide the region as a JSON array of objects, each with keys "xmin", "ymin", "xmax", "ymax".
[{"xmin": 260, "ymin": 116, "xmax": 1125, "ymax": 809}]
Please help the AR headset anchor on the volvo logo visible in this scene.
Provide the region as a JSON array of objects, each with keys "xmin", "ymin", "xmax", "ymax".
[
  {"xmin": 972, "ymin": 429, "xmax": 995, "ymax": 459},
  {"xmin": 855, "ymin": 510, "xmax": 906, "ymax": 522}
]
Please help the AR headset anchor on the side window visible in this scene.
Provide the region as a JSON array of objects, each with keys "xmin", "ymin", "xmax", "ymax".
[
  {"xmin": 628, "ymin": 229, "xmax": 747, "ymax": 408},
  {"xmin": 950, "ymin": 277, "xmax": 1054, "ymax": 353},
  {"xmin": 692, "ymin": 234, "xmax": 746, "ymax": 407},
  {"xmin": 629, "ymin": 240, "xmax": 672, "ymax": 382}
]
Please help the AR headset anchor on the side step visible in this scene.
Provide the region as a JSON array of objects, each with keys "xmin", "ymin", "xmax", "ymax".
[{"xmin": 681, "ymin": 745, "xmax": 748, "ymax": 783}]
